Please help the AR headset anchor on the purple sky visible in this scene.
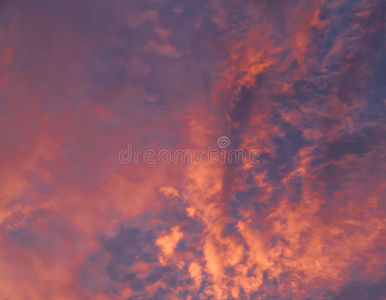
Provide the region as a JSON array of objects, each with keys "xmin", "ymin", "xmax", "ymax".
[{"xmin": 0, "ymin": 0, "xmax": 385, "ymax": 299}]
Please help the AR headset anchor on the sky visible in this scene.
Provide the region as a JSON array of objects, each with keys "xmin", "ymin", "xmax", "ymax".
[{"xmin": 0, "ymin": 0, "xmax": 385, "ymax": 299}]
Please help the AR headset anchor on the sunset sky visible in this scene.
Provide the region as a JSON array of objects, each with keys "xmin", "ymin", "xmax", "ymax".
[{"xmin": 0, "ymin": 0, "xmax": 385, "ymax": 299}]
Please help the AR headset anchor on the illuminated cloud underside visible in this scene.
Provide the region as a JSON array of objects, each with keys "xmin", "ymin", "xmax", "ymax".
[{"xmin": 0, "ymin": 0, "xmax": 385, "ymax": 299}]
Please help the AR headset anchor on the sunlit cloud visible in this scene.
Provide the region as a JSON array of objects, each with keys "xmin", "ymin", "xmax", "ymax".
[{"xmin": 0, "ymin": 0, "xmax": 384, "ymax": 299}]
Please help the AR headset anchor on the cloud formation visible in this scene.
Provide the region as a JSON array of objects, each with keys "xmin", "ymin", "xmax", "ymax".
[{"xmin": 0, "ymin": 0, "xmax": 385, "ymax": 299}]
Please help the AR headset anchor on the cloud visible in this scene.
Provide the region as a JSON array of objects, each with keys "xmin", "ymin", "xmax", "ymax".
[{"xmin": 0, "ymin": 0, "xmax": 384, "ymax": 299}]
